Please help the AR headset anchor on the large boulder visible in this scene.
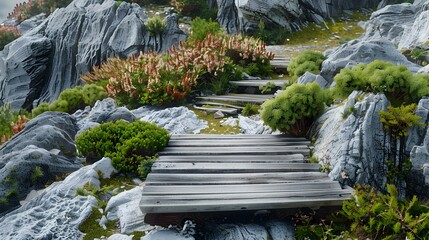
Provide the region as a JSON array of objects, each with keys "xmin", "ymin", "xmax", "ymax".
[
  {"xmin": 363, "ymin": 1, "xmax": 429, "ymax": 49},
  {"xmin": 312, "ymin": 91, "xmax": 389, "ymax": 189},
  {"xmin": 0, "ymin": 112, "xmax": 81, "ymax": 214},
  {"xmin": 217, "ymin": 0, "xmax": 383, "ymax": 34},
  {"xmin": 320, "ymin": 39, "xmax": 421, "ymax": 83},
  {"xmin": 0, "ymin": 0, "xmax": 186, "ymax": 110},
  {"xmin": 0, "ymin": 157, "xmax": 116, "ymax": 239}
]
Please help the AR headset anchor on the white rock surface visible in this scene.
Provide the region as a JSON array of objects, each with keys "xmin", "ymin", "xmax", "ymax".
[
  {"xmin": 105, "ymin": 186, "xmax": 154, "ymax": 234},
  {"xmin": 108, "ymin": 233, "xmax": 134, "ymax": 240},
  {"xmin": 312, "ymin": 91, "xmax": 389, "ymax": 188},
  {"xmin": 132, "ymin": 106, "xmax": 207, "ymax": 134},
  {"xmin": 265, "ymin": 220, "xmax": 295, "ymax": 240},
  {"xmin": 0, "ymin": 158, "xmax": 116, "ymax": 239},
  {"xmin": 239, "ymin": 115, "xmax": 272, "ymax": 134}
]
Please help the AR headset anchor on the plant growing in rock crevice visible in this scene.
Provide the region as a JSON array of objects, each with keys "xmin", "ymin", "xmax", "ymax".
[
  {"xmin": 146, "ymin": 15, "xmax": 167, "ymax": 51},
  {"xmin": 379, "ymin": 104, "xmax": 424, "ymax": 195},
  {"xmin": 287, "ymin": 51, "xmax": 326, "ymax": 82}
]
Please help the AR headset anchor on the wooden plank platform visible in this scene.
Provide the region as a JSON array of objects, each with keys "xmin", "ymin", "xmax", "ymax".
[
  {"xmin": 192, "ymin": 105, "xmax": 238, "ymax": 115},
  {"xmin": 196, "ymin": 94, "xmax": 274, "ymax": 104},
  {"xmin": 230, "ymin": 79, "xmax": 289, "ymax": 87},
  {"xmin": 140, "ymin": 134, "xmax": 353, "ymax": 225}
]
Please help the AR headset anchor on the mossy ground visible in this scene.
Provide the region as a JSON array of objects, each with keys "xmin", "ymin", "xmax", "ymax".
[
  {"xmin": 191, "ymin": 106, "xmax": 240, "ymax": 134},
  {"xmin": 79, "ymin": 174, "xmax": 145, "ymax": 239},
  {"xmin": 275, "ymin": 11, "xmax": 369, "ymax": 58}
]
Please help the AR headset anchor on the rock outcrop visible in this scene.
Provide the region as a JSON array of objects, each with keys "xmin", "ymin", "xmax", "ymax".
[
  {"xmin": 132, "ymin": 106, "xmax": 208, "ymax": 134},
  {"xmin": 312, "ymin": 91, "xmax": 389, "ymax": 189},
  {"xmin": 0, "ymin": 0, "xmax": 187, "ymax": 110},
  {"xmin": 320, "ymin": 39, "xmax": 421, "ymax": 83},
  {"xmin": 0, "ymin": 112, "xmax": 81, "ymax": 214},
  {"xmin": 363, "ymin": 1, "xmax": 429, "ymax": 49},
  {"xmin": 73, "ymin": 98, "xmax": 136, "ymax": 136},
  {"xmin": 217, "ymin": 0, "xmax": 383, "ymax": 34},
  {"xmin": 0, "ymin": 157, "xmax": 116, "ymax": 239}
]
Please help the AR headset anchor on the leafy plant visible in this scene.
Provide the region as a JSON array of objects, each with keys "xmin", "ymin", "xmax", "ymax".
[
  {"xmin": 259, "ymin": 82, "xmax": 276, "ymax": 94},
  {"xmin": 341, "ymin": 185, "xmax": 429, "ymax": 239},
  {"xmin": 31, "ymin": 166, "xmax": 44, "ymax": 183},
  {"xmin": 287, "ymin": 51, "xmax": 326, "ymax": 82},
  {"xmin": 189, "ymin": 17, "xmax": 222, "ymax": 42},
  {"xmin": 260, "ymin": 83, "xmax": 327, "ymax": 137},
  {"xmin": 76, "ymin": 120, "xmax": 170, "ymax": 174},
  {"xmin": 241, "ymin": 103, "xmax": 259, "ymax": 116},
  {"xmin": 0, "ymin": 105, "xmax": 30, "ymax": 144}
]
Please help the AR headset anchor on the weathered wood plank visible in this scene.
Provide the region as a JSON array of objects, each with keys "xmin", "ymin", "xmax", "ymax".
[
  {"xmin": 159, "ymin": 146, "xmax": 310, "ymax": 156},
  {"xmin": 192, "ymin": 105, "xmax": 238, "ymax": 115},
  {"xmin": 157, "ymin": 154, "xmax": 305, "ymax": 163},
  {"xmin": 151, "ymin": 162, "xmax": 319, "ymax": 173},
  {"xmin": 230, "ymin": 80, "xmax": 289, "ymax": 87},
  {"xmin": 140, "ymin": 190, "xmax": 353, "ymax": 213},
  {"xmin": 145, "ymin": 172, "xmax": 330, "ymax": 185},
  {"xmin": 167, "ymin": 141, "xmax": 310, "ymax": 147},
  {"xmin": 142, "ymin": 181, "xmax": 342, "ymax": 195},
  {"xmin": 170, "ymin": 134, "xmax": 306, "ymax": 140},
  {"xmin": 195, "ymin": 101, "xmax": 244, "ymax": 110},
  {"xmin": 196, "ymin": 95, "xmax": 274, "ymax": 104}
]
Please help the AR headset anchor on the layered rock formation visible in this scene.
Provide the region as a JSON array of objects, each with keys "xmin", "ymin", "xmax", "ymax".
[
  {"xmin": 0, "ymin": 112, "xmax": 81, "ymax": 214},
  {"xmin": 0, "ymin": 0, "xmax": 186, "ymax": 110},
  {"xmin": 217, "ymin": 0, "xmax": 383, "ymax": 34}
]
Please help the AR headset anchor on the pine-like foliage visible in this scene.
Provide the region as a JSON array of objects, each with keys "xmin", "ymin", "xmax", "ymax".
[
  {"xmin": 287, "ymin": 51, "xmax": 326, "ymax": 81},
  {"xmin": 334, "ymin": 60, "xmax": 429, "ymax": 105},
  {"xmin": 260, "ymin": 82, "xmax": 327, "ymax": 137}
]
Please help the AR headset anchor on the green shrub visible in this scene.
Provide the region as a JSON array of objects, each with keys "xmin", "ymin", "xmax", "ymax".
[
  {"xmin": 333, "ymin": 60, "xmax": 429, "ymax": 105},
  {"xmin": 146, "ymin": 15, "xmax": 166, "ymax": 36},
  {"xmin": 31, "ymin": 102, "xmax": 50, "ymax": 117},
  {"xmin": 0, "ymin": 104, "xmax": 30, "ymax": 144},
  {"xmin": 241, "ymin": 103, "xmax": 259, "ymax": 116},
  {"xmin": 58, "ymin": 87, "xmax": 84, "ymax": 113},
  {"xmin": 174, "ymin": 0, "xmax": 217, "ymax": 20},
  {"xmin": 0, "ymin": 26, "xmax": 20, "ymax": 51},
  {"xmin": 341, "ymin": 185, "xmax": 429, "ymax": 239},
  {"xmin": 48, "ymin": 99, "xmax": 69, "ymax": 112},
  {"xmin": 76, "ymin": 120, "xmax": 170, "ymax": 174},
  {"xmin": 259, "ymin": 82, "xmax": 276, "ymax": 94},
  {"xmin": 287, "ymin": 51, "xmax": 326, "ymax": 81},
  {"xmin": 260, "ymin": 83, "xmax": 327, "ymax": 137},
  {"xmin": 190, "ymin": 17, "xmax": 222, "ymax": 42},
  {"xmin": 82, "ymin": 84, "xmax": 108, "ymax": 106}
]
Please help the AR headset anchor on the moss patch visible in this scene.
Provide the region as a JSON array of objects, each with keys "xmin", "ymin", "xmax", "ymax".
[
  {"xmin": 191, "ymin": 106, "xmax": 240, "ymax": 134},
  {"xmin": 79, "ymin": 207, "xmax": 118, "ymax": 240}
]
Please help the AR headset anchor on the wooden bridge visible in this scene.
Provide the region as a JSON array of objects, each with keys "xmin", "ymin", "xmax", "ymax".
[{"xmin": 140, "ymin": 134, "xmax": 353, "ymax": 226}]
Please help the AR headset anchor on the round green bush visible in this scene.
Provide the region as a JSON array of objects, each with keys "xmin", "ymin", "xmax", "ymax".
[
  {"xmin": 76, "ymin": 120, "xmax": 170, "ymax": 174},
  {"xmin": 82, "ymin": 84, "xmax": 107, "ymax": 106},
  {"xmin": 58, "ymin": 87, "xmax": 84, "ymax": 113},
  {"xmin": 260, "ymin": 82, "xmax": 327, "ymax": 137},
  {"xmin": 32, "ymin": 102, "xmax": 50, "ymax": 117},
  {"xmin": 287, "ymin": 51, "xmax": 326, "ymax": 81},
  {"xmin": 48, "ymin": 100, "xmax": 69, "ymax": 112}
]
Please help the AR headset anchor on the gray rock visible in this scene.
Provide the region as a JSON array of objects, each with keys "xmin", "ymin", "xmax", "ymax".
[
  {"xmin": 265, "ymin": 220, "xmax": 295, "ymax": 240},
  {"xmin": 105, "ymin": 186, "xmax": 154, "ymax": 234},
  {"xmin": 0, "ymin": 145, "xmax": 82, "ymax": 214},
  {"xmin": 363, "ymin": 2, "xmax": 429, "ymax": 49},
  {"xmin": 217, "ymin": 0, "xmax": 382, "ymax": 34},
  {"xmin": 312, "ymin": 91, "xmax": 389, "ymax": 189},
  {"xmin": 0, "ymin": 157, "xmax": 116, "ymax": 239},
  {"xmin": 142, "ymin": 229, "xmax": 194, "ymax": 240},
  {"xmin": 17, "ymin": 13, "xmax": 47, "ymax": 34},
  {"xmin": 221, "ymin": 117, "xmax": 238, "ymax": 127},
  {"xmin": 297, "ymin": 72, "xmax": 329, "ymax": 89},
  {"xmin": 133, "ymin": 106, "xmax": 207, "ymax": 134},
  {"xmin": 214, "ymin": 110, "xmax": 225, "ymax": 119},
  {"xmin": 205, "ymin": 223, "xmax": 268, "ymax": 240},
  {"xmin": 0, "ymin": 0, "xmax": 186, "ymax": 110},
  {"xmin": 239, "ymin": 115, "xmax": 272, "ymax": 135},
  {"xmin": 320, "ymin": 39, "xmax": 421, "ymax": 83},
  {"xmin": 0, "ymin": 111, "xmax": 78, "ymax": 156},
  {"xmin": 73, "ymin": 98, "xmax": 136, "ymax": 135},
  {"xmin": 108, "ymin": 234, "xmax": 134, "ymax": 240}
]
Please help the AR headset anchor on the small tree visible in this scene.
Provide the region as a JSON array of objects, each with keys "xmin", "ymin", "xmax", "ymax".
[
  {"xmin": 379, "ymin": 104, "xmax": 424, "ymax": 195},
  {"xmin": 146, "ymin": 15, "xmax": 167, "ymax": 51},
  {"xmin": 260, "ymin": 83, "xmax": 327, "ymax": 137}
]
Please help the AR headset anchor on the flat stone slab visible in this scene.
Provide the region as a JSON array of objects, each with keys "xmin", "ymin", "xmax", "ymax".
[
  {"xmin": 230, "ymin": 80, "xmax": 289, "ymax": 87},
  {"xmin": 197, "ymin": 94, "xmax": 274, "ymax": 104}
]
